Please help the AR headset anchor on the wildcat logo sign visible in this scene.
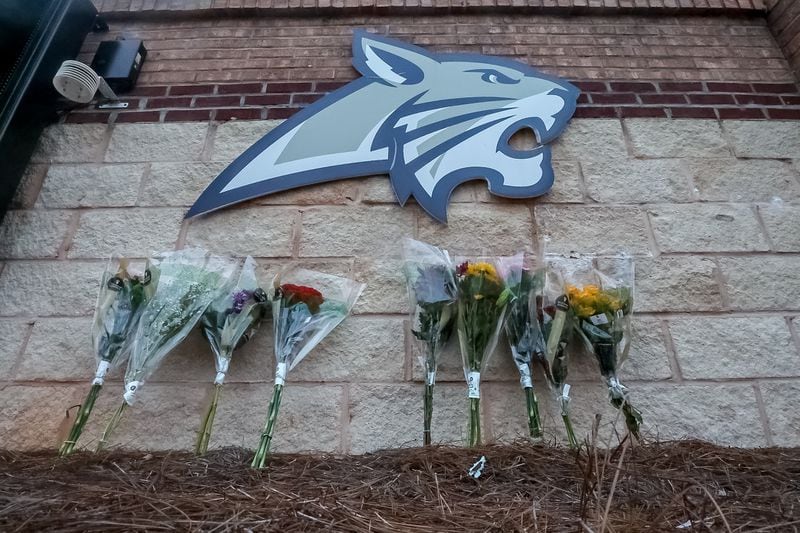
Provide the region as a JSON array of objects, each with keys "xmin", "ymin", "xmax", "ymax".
[{"xmin": 187, "ymin": 30, "xmax": 579, "ymax": 222}]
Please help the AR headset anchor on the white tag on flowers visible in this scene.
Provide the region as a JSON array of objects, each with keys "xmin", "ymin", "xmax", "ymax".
[
  {"xmin": 426, "ymin": 371, "xmax": 436, "ymax": 386},
  {"xmin": 275, "ymin": 362, "xmax": 288, "ymax": 386},
  {"xmin": 590, "ymin": 313, "xmax": 609, "ymax": 326},
  {"xmin": 92, "ymin": 360, "xmax": 111, "ymax": 386},
  {"xmin": 467, "ymin": 372, "xmax": 481, "ymax": 399},
  {"xmin": 214, "ymin": 372, "xmax": 226, "ymax": 385},
  {"xmin": 123, "ymin": 381, "xmax": 142, "ymax": 405}
]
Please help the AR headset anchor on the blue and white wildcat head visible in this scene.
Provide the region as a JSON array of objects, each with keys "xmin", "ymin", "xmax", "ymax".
[{"xmin": 188, "ymin": 30, "xmax": 579, "ymax": 222}]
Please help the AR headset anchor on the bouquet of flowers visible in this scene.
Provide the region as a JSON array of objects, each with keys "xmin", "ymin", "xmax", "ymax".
[
  {"xmin": 251, "ymin": 268, "xmax": 364, "ymax": 468},
  {"xmin": 500, "ymin": 254, "xmax": 544, "ymax": 439},
  {"xmin": 196, "ymin": 257, "xmax": 269, "ymax": 455},
  {"xmin": 455, "ymin": 256, "xmax": 515, "ymax": 447},
  {"xmin": 567, "ymin": 256, "xmax": 642, "ymax": 440},
  {"xmin": 58, "ymin": 257, "xmax": 153, "ymax": 456},
  {"xmin": 401, "ymin": 238, "xmax": 458, "ymax": 446},
  {"xmin": 538, "ymin": 264, "xmax": 578, "ymax": 448},
  {"xmin": 97, "ymin": 248, "xmax": 236, "ymax": 450}
]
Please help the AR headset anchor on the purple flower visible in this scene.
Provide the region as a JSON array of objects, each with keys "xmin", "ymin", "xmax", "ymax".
[{"xmin": 232, "ymin": 290, "xmax": 252, "ymax": 314}]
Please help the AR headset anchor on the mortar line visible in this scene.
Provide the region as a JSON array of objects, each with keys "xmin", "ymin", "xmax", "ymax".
[
  {"xmin": 135, "ymin": 163, "xmax": 153, "ymax": 207},
  {"xmin": 291, "ymin": 210, "xmax": 302, "ymax": 258},
  {"xmin": 95, "ymin": 123, "xmax": 115, "ymax": 164},
  {"xmin": 752, "ymin": 382, "xmax": 774, "ymax": 447},
  {"xmin": 787, "ymin": 316, "xmax": 800, "ymax": 356},
  {"xmin": 58, "ymin": 210, "xmax": 84, "ymax": 260},
  {"xmin": 6, "ymin": 320, "xmax": 35, "ymax": 383},
  {"xmin": 201, "ymin": 121, "xmax": 217, "ymax": 163},
  {"xmin": 642, "ymin": 210, "xmax": 661, "ymax": 258},
  {"xmin": 340, "ymin": 382, "xmax": 351, "ymax": 454},
  {"xmin": 752, "ymin": 203, "xmax": 777, "ymax": 252},
  {"xmin": 711, "ymin": 256, "xmax": 732, "ymax": 311},
  {"xmin": 660, "ymin": 319, "xmax": 684, "ymax": 383}
]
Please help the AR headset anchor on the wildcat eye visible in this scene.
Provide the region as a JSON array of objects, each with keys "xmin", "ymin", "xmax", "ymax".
[{"xmin": 469, "ymin": 69, "xmax": 519, "ymax": 85}]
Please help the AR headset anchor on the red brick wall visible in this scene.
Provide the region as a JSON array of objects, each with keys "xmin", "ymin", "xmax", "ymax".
[
  {"xmin": 69, "ymin": 12, "xmax": 800, "ymax": 123},
  {"xmin": 768, "ymin": 0, "xmax": 800, "ymax": 78}
]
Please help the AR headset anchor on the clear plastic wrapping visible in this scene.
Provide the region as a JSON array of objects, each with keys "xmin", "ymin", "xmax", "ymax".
[
  {"xmin": 123, "ymin": 248, "xmax": 237, "ymax": 405},
  {"xmin": 200, "ymin": 257, "xmax": 268, "ymax": 386},
  {"xmin": 401, "ymin": 238, "xmax": 458, "ymax": 445},
  {"xmin": 566, "ymin": 254, "xmax": 642, "ymax": 439},
  {"xmin": 455, "ymin": 255, "xmax": 516, "ymax": 446}
]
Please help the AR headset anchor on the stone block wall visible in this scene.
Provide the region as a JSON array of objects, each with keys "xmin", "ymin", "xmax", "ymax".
[
  {"xmin": 1, "ymin": 2, "xmax": 800, "ymax": 452},
  {"xmin": 1, "ymin": 116, "xmax": 799, "ymax": 452}
]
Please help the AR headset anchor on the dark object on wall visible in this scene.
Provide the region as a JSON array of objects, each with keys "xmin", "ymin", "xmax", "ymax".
[
  {"xmin": 0, "ymin": 0, "xmax": 98, "ymax": 219},
  {"xmin": 91, "ymin": 40, "xmax": 147, "ymax": 94}
]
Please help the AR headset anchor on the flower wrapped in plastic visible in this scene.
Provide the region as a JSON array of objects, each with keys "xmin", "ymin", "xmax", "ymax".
[
  {"xmin": 251, "ymin": 268, "xmax": 364, "ymax": 468},
  {"xmin": 538, "ymin": 263, "xmax": 578, "ymax": 448},
  {"xmin": 97, "ymin": 248, "xmax": 237, "ymax": 450},
  {"xmin": 196, "ymin": 257, "xmax": 269, "ymax": 455},
  {"xmin": 567, "ymin": 256, "xmax": 642, "ymax": 440},
  {"xmin": 58, "ymin": 257, "xmax": 153, "ymax": 456},
  {"xmin": 455, "ymin": 256, "xmax": 515, "ymax": 447},
  {"xmin": 401, "ymin": 238, "xmax": 457, "ymax": 446},
  {"xmin": 499, "ymin": 253, "xmax": 544, "ymax": 439}
]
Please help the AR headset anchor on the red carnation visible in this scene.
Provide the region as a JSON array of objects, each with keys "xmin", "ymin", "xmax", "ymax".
[{"xmin": 280, "ymin": 284, "xmax": 324, "ymax": 313}]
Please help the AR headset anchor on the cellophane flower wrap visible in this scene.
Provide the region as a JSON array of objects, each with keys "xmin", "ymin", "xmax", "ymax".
[
  {"xmin": 196, "ymin": 256, "xmax": 269, "ymax": 455},
  {"xmin": 567, "ymin": 256, "xmax": 642, "ymax": 440},
  {"xmin": 538, "ymin": 262, "xmax": 578, "ymax": 448},
  {"xmin": 500, "ymin": 253, "xmax": 544, "ymax": 439},
  {"xmin": 97, "ymin": 248, "xmax": 236, "ymax": 450},
  {"xmin": 251, "ymin": 268, "xmax": 364, "ymax": 468},
  {"xmin": 455, "ymin": 256, "xmax": 514, "ymax": 447},
  {"xmin": 402, "ymin": 238, "xmax": 457, "ymax": 446},
  {"xmin": 58, "ymin": 257, "xmax": 153, "ymax": 456}
]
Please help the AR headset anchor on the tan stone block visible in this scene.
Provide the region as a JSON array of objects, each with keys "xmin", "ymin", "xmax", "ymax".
[
  {"xmin": 212, "ymin": 383, "xmax": 343, "ymax": 453},
  {"xmin": 535, "ymin": 205, "xmax": 651, "ymax": 255},
  {"xmin": 31, "ymin": 124, "xmax": 107, "ymax": 163},
  {"xmin": 689, "ymin": 159, "xmax": 800, "ymax": 202},
  {"xmin": 0, "ymin": 320, "xmax": 30, "ymax": 376},
  {"xmin": 68, "ymin": 208, "xmax": 184, "ymax": 258},
  {"xmin": 0, "ymin": 261, "xmax": 106, "ymax": 316},
  {"xmin": 0, "ymin": 384, "xmax": 88, "ymax": 450},
  {"xmin": 38, "ymin": 164, "xmax": 145, "ymax": 208},
  {"xmin": 584, "ymin": 159, "xmax": 691, "ymax": 203},
  {"xmin": 186, "ymin": 205, "xmax": 295, "ymax": 257},
  {"xmin": 140, "ymin": 162, "xmax": 227, "ymax": 206},
  {"xmin": 211, "ymin": 120, "xmax": 281, "ymax": 162},
  {"xmin": 627, "ymin": 256, "xmax": 724, "ymax": 312},
  {"xmin": 724, "ymin": 120, "xmax": 800, "ymax": 158},
  {"xmin": 258, "ymin": 179, "xmax": 359, "ymax": 206},
  {"xmin": 292, "ymin": 316, "xmax": 405, "ymax": 382},
  {"xmin": 349, "ymin": 383, "xmax": 467, "ymax": 452},
  {"xmin": 10, "ymin": 165, "xmax": 46, "ymax": 209},
  {"xmin": 760, "ymin": 204, "xmax": 800, "ymax": 252},
  {"xmin": 0, "ymin": 210, "xmax": 72, "ymax": 259},
  {"xmin": 649, "ymin": 204, "xmax": 768, "ymax": 253},
  {"xmin": 551, "ymin": 119, "xmax": 628, "ymax": 160},
  {"xmin": 352, "ymin": 256, "xmax": 409, "ymax": 314},
  {"xmin": 299, "ymin": 205, "xmax": 416, "ymax": 258},
  {"xmin": 621, "ymin": 317, "xmax": 672, "ymax": 381},
  {"xmin": 626, "ymin": 119, "xmax": 730, "ymax": 158},
  {"xmin": 418, "ymin": 203, "xmax": 534, "ymax": 256},
  {"xmin": 761, "ymin": 381, "xmax": 800, "ymax": 446},
  {"xmin": 720, "ymin": 256, "xmax": 800, "ymax": 311},
  {"xmin": 360, "ymin": 176, "xmax": 474, "ymax": 204},
  {"xmin": 16, "ymin": 318, "xmax": 97, "ymax": 381},
  {"xmin": 410, "ymin": 331, "xmax": 519, "ymax": 383},
  {"xmin": 106, "ymin": 123, "xmax": 208, "ymax": 162},
  {"xmin": 669, "ymin": 316, "xmax": 799, "ymax": 379}
]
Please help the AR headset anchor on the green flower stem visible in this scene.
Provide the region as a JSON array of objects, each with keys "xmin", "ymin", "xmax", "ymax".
[
  {"xmin": 562, "ymin": 412, "xmax": 578, "ymax": 449},
  {"xmin": 96, "ymin": 400, "xmax": 127, "ymax": 452},
  {"xmin": 423, "ymin": 384, "xmax": 434, "ymax": 446},
  {"xmin": 468, "ymin": 397, "xmax": 481, "ymax": 447},
  {"xmin": 524, "ymin": 387, "xmax": 543, "ymax": 439},
  {"xmin": 195, "ymin": 383, "xmax": 222, "ymax": 456},
  {"xmin": 251, "ymin": 383, "xmax": 284, "ymax": 469},
  {"xmin": 59, "ymin": 383, "xmax": 103, "ymax": 456}
]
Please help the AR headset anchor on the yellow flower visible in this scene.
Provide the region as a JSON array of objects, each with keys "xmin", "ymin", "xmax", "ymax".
[
  {"xmin": 583, "ymin": 284, "xmax": 600, "ymax": 296},
  {"xmin": 573, "ymin": 304, "xmax": 595, "ymax": 318},
  {"xmin": 466, "ymin": 262, "xmax": 501, "ymax": 286}
]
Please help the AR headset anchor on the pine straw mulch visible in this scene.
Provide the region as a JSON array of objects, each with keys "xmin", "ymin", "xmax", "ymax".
[{"xmin": 1, "ymin": 440, "xmax": 799, "ymax": 532}]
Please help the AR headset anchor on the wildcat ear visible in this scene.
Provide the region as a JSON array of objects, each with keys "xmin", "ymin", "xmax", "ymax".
[{"xmin": 352, "ymin": 30, "xmax": 436, "ymax": 86}]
